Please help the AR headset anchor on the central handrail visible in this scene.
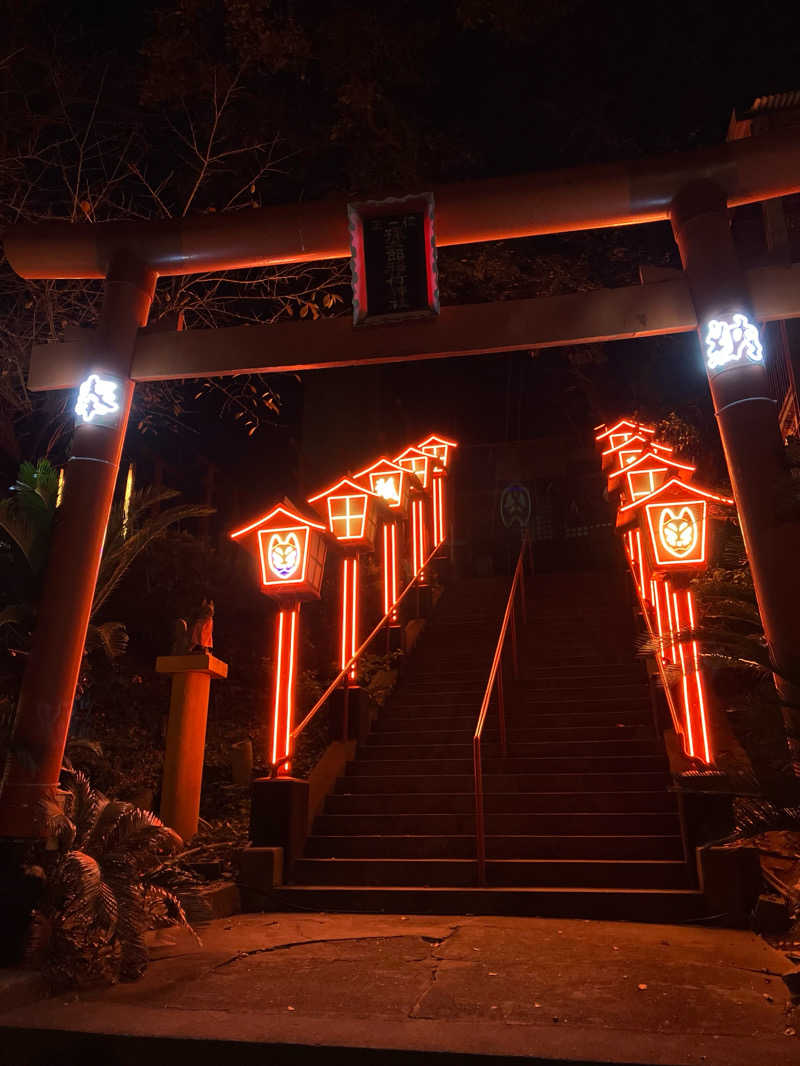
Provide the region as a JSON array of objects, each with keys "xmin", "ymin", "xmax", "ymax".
[
  {"xmin": 284, "ymin": 543, "xmax": 441, "ymax": 762},
  {"xmin": 473, "ymin": 533, "xmax": 530, "ymax": 885}
]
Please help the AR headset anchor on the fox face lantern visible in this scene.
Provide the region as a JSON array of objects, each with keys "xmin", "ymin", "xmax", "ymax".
[
  {"xmin": 267, "ymin": 532, "xmax": 301, "ymax": 580},
  {"xmin": 617, "ymin": 477, "xmax": 733, "ymax": 574},
  {"xmin": 658, "ymin": 506, "xmax": 699, "ymax": 560},
  {"xmin": 229, "ymin": 500, "xmax": 328, "ymax": 602}
]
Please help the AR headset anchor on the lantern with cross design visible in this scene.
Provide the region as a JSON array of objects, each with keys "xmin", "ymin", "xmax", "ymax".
[
  {"xmin": 394, "ymin": 445, "xmax": 435, "ymax": 579},
  {"xmin": 353, "ymin": 458, "xmax": 411, "ymax": 623},
  {"xmin": 607, "ymin": 449, "xmax": 696, "ymax": 505},
  {"xmin": 418, "ymin": 434, "xmax": 457, "ymax": 550},
  {"xmin": 308, "ymin": 477, "xmax": 382, "ymax": 681}
]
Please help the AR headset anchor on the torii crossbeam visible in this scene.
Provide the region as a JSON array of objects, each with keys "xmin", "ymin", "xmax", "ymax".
[{"xmin": 3, "ymin": 127, "xmax": 800, "ymax": 836}]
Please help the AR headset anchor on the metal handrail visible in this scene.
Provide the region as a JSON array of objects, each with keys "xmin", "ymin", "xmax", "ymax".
[
  {"xmin": 473, "ymin": 533, "xmax": 530, "ymax": 885},
  {"xmin": 279, "ymin": 543, "xmax": 441, "ymax": 767}
]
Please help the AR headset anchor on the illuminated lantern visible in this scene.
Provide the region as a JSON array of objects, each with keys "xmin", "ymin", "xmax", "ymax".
[
  {"xmin": 394, "ymin": 446, "xmax": 434, "ymax": 578},
  {"xmin": 617, "ymin": 477, "xmax": 734, "ymax": 766},
  {"xmin": 353, "ymin": 458, "xmax": 411, "ymax": 623},
  {"xmin": 595, "ymin": 418, "xmax": 656, "ymax": 451},
  {"xmin": 308, "ymin": 477, "xmax": 382, "ymax": 681},
  {"xmin": 607, "ymin": 450, "xmax": 696, "ymax": 504},
  {"xmin": 418, "ymin": 434, "xmax": 457, "ymax": 549},
  {"xmin": 230, "ymin": 500, "xmax": 329, "ymax": 774},
  {"xmin": 601, "ymin": 432, "xmax": 672, "ymax": 473},
  {"xmin": 618, "ymin": 478, "xmax": 732, "ymax": 574}
]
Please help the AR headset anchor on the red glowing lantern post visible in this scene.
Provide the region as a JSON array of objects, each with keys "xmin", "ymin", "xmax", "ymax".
[
  {"xmin": 230, "ymin": 500, "xmax": 329, "ymax": 776},
  {"xmin": 418, "ymin": 434, "xmax": 458, "ymax": 554},
  {"xmin": 394, "ymin": 445, "xmax": 435, "ymax": 583},
  {"xmin": 308, "ymin": 477, "xmax": 382, "ymax": 688},
  {"xmin": 353, "ymin": 459, "xmax": 411, "ymax": 638},
  {"xmin": 607, "ymin": 448, "xmax": 696, "ymax": 505},
  {"xmin": 617, "ymin": 477, "xmax": 733, "ymax": 765}
]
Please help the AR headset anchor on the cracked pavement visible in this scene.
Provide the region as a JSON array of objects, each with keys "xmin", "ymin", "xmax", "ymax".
[{"xmin": 1, "ymin": 913, "xmax": 797, "ymax": 1065}]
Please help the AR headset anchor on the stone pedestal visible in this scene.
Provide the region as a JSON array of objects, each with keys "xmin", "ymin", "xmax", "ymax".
[
  {"xmin": 250, "ymin": 777, "xmax": 309, "ymax": 875},
  {"xmin": 156, "ymin": 653, "xmax": 228, "ymax": 843}
]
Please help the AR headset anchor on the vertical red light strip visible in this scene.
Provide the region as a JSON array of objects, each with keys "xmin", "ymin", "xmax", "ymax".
[
  {"xmin": 635, "ymin": 529, "xmax": 646, "ymax": 600},
  {"xmin": 350, "ymin": 555, "xmax": 359, "ymax": 681},
  {"xmin": 382, "ymin": 524, "xmax": 390, "ymax": 616},
  {"xmin": 687, "ymin": 590, "xmax": 712, "ymax": 764},
  {"xmin": 672, "ymin": 589, "xmax": 696, "ymax": 758},
  {"xmin": 411, "ymin": 500, "xmax": 421, "ymax": 575},
  {"xmin": 272, "ymin": 609, "xmax": 285, "ymax": 766},
  {"xmin": 390, "ymin": 522, "xmax": 398, "ymax": 622},
  {"xmin": 283, "ymin": 606, "xmax": 298, "ymax": 775},
  {"xmin": 664, "ymin": 578, "xmax": 676, "ymax": 665},
  {"xmin": 340, "ymin": 557, "xmax": 349, "ymax": 673}
]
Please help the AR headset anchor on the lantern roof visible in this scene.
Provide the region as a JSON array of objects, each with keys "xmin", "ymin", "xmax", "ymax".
[
  {"xmin": 617, "ymin": 477, "xmax": 733, "ymax": 528},
  {"xmin": 595, "ymin": 418, "xmax": 657, "ymax": 443},
  {"xmin": 394, "ymin": 445, "xmax": 436, "ymax": 488},
  {"xmin": 353, "ymin": 457, "xmax": 407, "ymax": 480},
  {"xmin": 352, "ymin": 457, "xmax": 414, "ymax": 510},
  {"xmin": 307, "ymin": 476, "xmax": 381, "ymax": 505},
  {"xmin": 607, "ymin": 450, "xmax": 696, "ymax": 484},
  {"xmin": 230, "ymin": 498, "xmax": 327, "ymax": 541},
  {"xmin": 602, "ymin": 433, "xmax": 671, "ymax": 460},
  {"xmin": 417, "ymin": 434, "xmax": 458, "ymax": 468}
]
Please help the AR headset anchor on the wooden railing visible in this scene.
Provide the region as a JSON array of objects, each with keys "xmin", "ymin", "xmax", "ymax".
[{"xmin": 473, "ymin": 534, "xmax": 530, "ymax": 885}]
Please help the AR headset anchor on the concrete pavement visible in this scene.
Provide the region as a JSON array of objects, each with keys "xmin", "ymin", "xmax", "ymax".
[{"xmin": 0, "ymin": 912, "xmax": 797, "ymax": 1065}]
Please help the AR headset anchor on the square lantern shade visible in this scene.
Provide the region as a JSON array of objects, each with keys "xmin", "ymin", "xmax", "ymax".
[
  {"xmin": 230, "ymin": 499, "xmax": 328, "ymax": 601},
  {"xmin": 595, "ymin": 419, "xmax": 657, "ymax": 452},
  {"xmin": 617, "ymin": 478, "xmax": 733, "ymax": 574},
  {"xmin": 607, "ymin": 451, "xmax": 696, "ymax": 504},
  {"xmin": 394, "ymin": 446, "xmax": 434, "ymax": 490},
  {"xmin": 308, "ymin": 477, "xmax": 381, "ymax": 552},
  {"xmin": 601, "ymin": 433, "xmax": 672, "ymax": 474},
  {"xmin": 418, "ymin": 434, "xmax": 457, "ymax": 470},
  {"xmin": 353, "ymin": 458, "xmax": 410, "ymax": 516}
]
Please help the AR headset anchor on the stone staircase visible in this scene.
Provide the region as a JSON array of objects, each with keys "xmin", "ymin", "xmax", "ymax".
[{"xmin": 270, "ymin": 569, "xmax": 708, "ymax": 920}]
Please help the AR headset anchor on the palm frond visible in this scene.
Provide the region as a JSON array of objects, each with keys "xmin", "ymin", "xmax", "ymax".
[
  {"xmin": 66, "ymin": 772, "xmax": 100, "ymax": 850},
  {"xmin": 85, "ymin": 621, "xmax": 129, "ymax": 659},
  {"xmin": 0, "ymin": 459, "xmax": 59, "ymax": 574},
  {"xmin": 92, "ymin": 491, "xmax": 215, "ymax": 616}
]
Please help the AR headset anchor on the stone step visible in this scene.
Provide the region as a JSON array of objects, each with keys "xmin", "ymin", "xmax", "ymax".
[
  {"xmin": 292, "ymin": 857, "xmax": 693, "ymax": 889},
  {"xmin": 346, "ymin": 754, "xmax": 668, "ymax": 776},
  {"xmin": 265, "ymin": 884, "xmax": 709, "ymax": 921},
  {"xmin": 335, "ymin": 771, "xmax": 671, "ymax": 795},
  {"xmin": 305, "ymin": 833, "xmax": 685, "ymax": 861},
  {"xmin": 362, "ymin": 738, "xmax": 662, "ymax": 759},
  {"xmin": 314, "ymin": 810, "xmax": 682, "ymax": 838},
  {"xmin": 324, "ymin": 790, "xmax": 678, "ymax": 816}
]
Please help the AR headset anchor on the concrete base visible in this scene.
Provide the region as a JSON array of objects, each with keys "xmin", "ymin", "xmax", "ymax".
[
  {"xmin": 238, "ymin": 847, "xmax": 284, "ymax": 911},
  {"xmin": 250, "ymin": 777, "xmax": 308, "ymax": 876},
  {"xmin": 330, "ymin": 686, "xmax": 371, "ymax": 744},
  {"xmin": 696, "ymin": 844, "xmax": 762, "ymax": 926}
]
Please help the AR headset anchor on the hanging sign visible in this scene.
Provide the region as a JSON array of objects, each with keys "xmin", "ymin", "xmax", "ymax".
[{"xmin": 348, "ymin": 193, "xmax": 439, "ymax": 325}]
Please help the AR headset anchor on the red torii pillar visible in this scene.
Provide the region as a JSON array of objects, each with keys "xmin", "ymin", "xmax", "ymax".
[
  {"xmin": 0, "ymin": 254, "xmax": 155, "ymax": 837},
  {"xmin": 671, "ymin": 181, "xmax": 800, "ymax": 778}
]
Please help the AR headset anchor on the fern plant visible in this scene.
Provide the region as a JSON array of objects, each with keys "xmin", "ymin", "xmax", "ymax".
[{"xmin": 26, "ymin": 772, "xmax": 197, "ymax": 988}]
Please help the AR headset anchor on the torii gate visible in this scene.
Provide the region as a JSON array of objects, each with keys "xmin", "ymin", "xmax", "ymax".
[{"xmin": 4, "ymin": 128, "xmax": 800, "ymax": 835}]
